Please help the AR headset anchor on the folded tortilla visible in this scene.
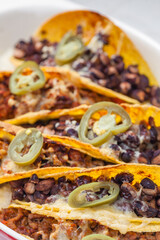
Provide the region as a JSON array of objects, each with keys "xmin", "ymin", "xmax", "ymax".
[
  {"xmin": 0, "ymin": 164, "xmax": 160, "ymax": 234},
  {"xmin": 11, "ymin": 10, "xmax": 158, "ymax": 104},
  {"xmin": 3, "ymin": 103, "xmax": 160, "ymax": 165},
  {"xmin": 0, "ymin": 204, "xmax": 159, "ymax": 240},
  {"xmin": 0, "ymin": 68, "xmax": 124, "ymax": 121}
]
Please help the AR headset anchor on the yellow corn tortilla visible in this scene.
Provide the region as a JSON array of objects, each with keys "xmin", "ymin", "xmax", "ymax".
[
  {"xmin": 35, "ymin": 10, "xmax": 158, "ymax": 85},
  {"xmin": 0, "ymin": 120, "xmax": 120, "ymax": 164},
  {"xmin": 1, "ymin": 164, "xmax": 160, "ymax": 234},
  {"xmin": 4, "ymin": 104, "xmax": 89, "ymax": 125},
  {"xmin": 3, "ymin": 103, "xmax": 160, "ymax": 164},
  {"xmin": 0, "ymin": 67, "xmax": 128, "ymax": 122},
  {"xmin": 11, "ymin": 10, "xmax": 159, "ymax": 104}
]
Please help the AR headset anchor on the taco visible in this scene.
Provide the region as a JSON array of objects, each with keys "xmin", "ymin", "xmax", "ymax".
[
  {"xmin": 0, "ymin": 64, "xmax": 112, "ymax": 121},
  {"xmin": 11, "ymin": 10, "xmax": 160, "ymax": 106},
  {"xmin": 3, "ymin": 101, "xmax": 160, "ymax": 165},
  {"xmin": 0, "ymin": 164, "xmax": 160, "ymax": 235},
  {"xmin": 0, "ymin": 125, "xmax": 111, "ymax": 176},
  {"xmin": 0, "ymin": 206, "xmax": 160, "ymax": 240}
]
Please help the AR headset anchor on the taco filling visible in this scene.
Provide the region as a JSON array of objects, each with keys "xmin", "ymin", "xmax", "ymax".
[
  {"xmin": 0, "ymin": 207, "xmax": 160, "ymax": 240},
  {"xmin": 9, "ymin": 171, "xmax": 160, "ymax": 219},
  {"xmin": 0, "ymin": 129, "xmax": 108, "ymax": 175},
  {"xmin": 13, "ymin": 27, "xmax": 160, "ymax": 106},
  {"xmin": 21, "ymin": 103, "xmax": 160, "ymax": 165},
  {"xmin": 0, "ymin": 69, "xmax": 109, "ymax": 121}
]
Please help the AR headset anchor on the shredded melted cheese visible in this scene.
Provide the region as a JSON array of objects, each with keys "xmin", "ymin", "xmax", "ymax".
[{"xmin": 0, "ymin": 184, "xmax": 12, "ymax": 209}]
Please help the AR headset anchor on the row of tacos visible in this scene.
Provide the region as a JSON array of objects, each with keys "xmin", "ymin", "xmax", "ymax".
[
  {"xmin": 1, "ymin": 9, "xmax": 160, "ymax": 240},
  {"xmin": 0, "ymin": 165, "xmax": 160, "ymax": 239}
]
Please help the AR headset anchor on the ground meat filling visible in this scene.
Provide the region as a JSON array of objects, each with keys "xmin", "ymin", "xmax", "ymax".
[
  {"xmin": 10, "ymin": 172, "xmax": 160, "ymax": 219},
  {"xmin": 0, "ymin": 137, "xmax": 107, "ymax": 174},
  {"xmin": 13, "ymin": 25, "xmax": 160, "ymax": 106},
  {"xmin": 1, "ymin": 208, "xmax": 159, "ymax": 240},
  {"xmin": 110, "ymin": 116, "xmax": 160, "ymax": 164},
  {"xmin": 34, "ymin": 139, "xmax": 107, "ymax": 168},
  {"xmin": 0, "ymin": 73, "xmax": 109, "ymax": 120},
  {"xmin": 0, "ymin": 138, "xmax": 9, "ymax": 161}
]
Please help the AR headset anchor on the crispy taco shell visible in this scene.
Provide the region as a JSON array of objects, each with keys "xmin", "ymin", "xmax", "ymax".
[
  {"xmin": 0, "ymin": 120, "xmax": 113, "ymax": 176},
  {"xmin": 0, "ymin": 68, "xmax": 126, "ymax": 121},
  {"xmin": 0, "ymin": 121, "xmax": 120, "ymax": 164},
  {"xmin": 28, "ymin": 11, "xmax": 159, "ymax": 85},
  {"xmin": 1, "ymin": 164, "xmax": 160, "ymax": 234},
  {"xmin": 11, "ymin": 10, "xmax": 158, "ymax": 104},
  {"xmin": 3, "ymin": 103, "xmax": 160, "ymax": 165},
  {"xmin": 0, "ymin": 167, "xmax": 79, "ymax": 211},
  {"xmin": 1, "ymin": 205, "xmax": 160, "ymax": 240},
  {"xmin": 35, "ymin": 9, "xmax": 158, "ymax": 85}
]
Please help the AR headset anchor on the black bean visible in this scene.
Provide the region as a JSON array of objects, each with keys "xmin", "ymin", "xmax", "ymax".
[
  {"xmin": 120, "ymin": 182, "xmax": 137, "ymax": 200},
  {"xmin": 133, "ymin": 200, "xmax": 148, "ymax": 217},
  {"xmin": 120, "ymin": 151, "xmax": 132, "ymax": 163},
  {"xmin": 116, "ymin": 62, "xmax": 124, "ymax": 73},
  {"xmin": 142, "ymin": 187, "xmax": 157, "ymax": 196},
  {"xmin": 90, "ymin": 68, "xmax": 105, "ymax": 79},
  {"xmin": 157, "ymin": 198, "xmax": 160, "ymax": 207},
  {"xmin": 112, "ymin": 55, "xmax": 123, "ymax": 64},
  {"xmin": 150, "ymin": 88, "xmax": 160, "ymax": 107},
  {"xmin": 30, "ymin": 174, "xmax": 39, "ymax": 184},
  {"xmin": 76, "ymin": 25, "xmax": 83, "ymax": 35},
  {"xmin": 138, "ymin": 75, "xmax": 149, "ymax": 90},
  {"xmin": 141, "ymin": 178, "xmax": 156, "ymax": 189},
  {"xmin": 76, "ymin": 175, "xmax": 92, "ymax": 186},
  {"xmin": 86, "ymin": 191, "xmax": 99, "ymax": 202},
  {"xmin": 96, "ymin": 175, "xmax": 108, "ymax": 182},
  {"xmin": 150, "ymin": 126, "xmax": 157, "ymax": 143},
  {"xmin": 106, "ymin": 75, "xmax": 119, "ymax": 89},
  {"xmin": 146, "ymin": 206, "xmax": 158, "ymax": 218},
  {"xmin": 131, "ymin": 89, "xmax": 146, "ymax": 102},
  {"xmin": 66, "ymin": 128, "xmax": 78, "ymax": 138},
  {"xmin": 128, "ymin": 65, "xmax": 139, "ymax": 74},
  {"xmin": 119, "ymin": 82, "xmax": 131, "ymax": 94},
  {"xmin": 10, "ymin": 179, "xmax": 25, "ymax": 188},
  {"xmin": 58, "ymin": 176, "xmax": 66, "ymax": 184},
  {"xmin": 36, "ymin": 179, "xmax": 55, "ymax": 192},
  {"xmin": 151, "ymin": 150, "xmax": 160, "ymax": 165},
  {"xmin": 24, "ymin": 183, "xmax": 35, "ymax": 195},
  {"xmin": 110, "ymin": 144, "xmax": 120, "ymax": 151},
  {"xmin": 140, "ymin": 194, "xmax": 153, "ymax": 202},
  {"xmin": 12, "ymin": 188, "xmax": 24, "ymax": 201},
  {"xmin": 126, "ymin": 135, "xmax": 140, "ymax": 148},
  {"xmin": 138, "ymin": 153, "xmax": 149, "ymax": 164},
  {"xmin": 25, "ymin": 194, "xmax": 34, "ymax": 202},
  {"xmin": 33, "ymin": 191, "xmax": 46, "ymax": 204},
  {"xmin": 97, "ymin": 33, "xmax": 109, "ymax": 44},
  {"xmin": 114, "ymin": 173, "xmax": 134, "ymax": 185},
  {"xmin": 99, "ymin": 52, "xmax": 109, "ymax": 65}
]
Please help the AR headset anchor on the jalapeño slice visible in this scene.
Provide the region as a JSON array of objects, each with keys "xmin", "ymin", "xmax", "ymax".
[
  {"xmin": 55, "ymin": 31, "xmax": 84, "ymax": 65},
  {"xmin": 78, "ymin": 102, "xmax": 131, "ymax": 146},
  {"xmin": 9, "ymin": 61, "xmax": 45, "ymax": 95},
  {"xmin": 8, "ymin": 128, "xmax": 43, "ymax": 166},
  {"xmin": 68, "ymin": 181, "xmax": 119, "ymax": 208}
]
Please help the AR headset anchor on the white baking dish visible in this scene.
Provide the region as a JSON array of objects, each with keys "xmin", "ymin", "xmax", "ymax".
[{"xmin": 0, "ymin": 0, "xmax": 160, "ymax": 239}]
